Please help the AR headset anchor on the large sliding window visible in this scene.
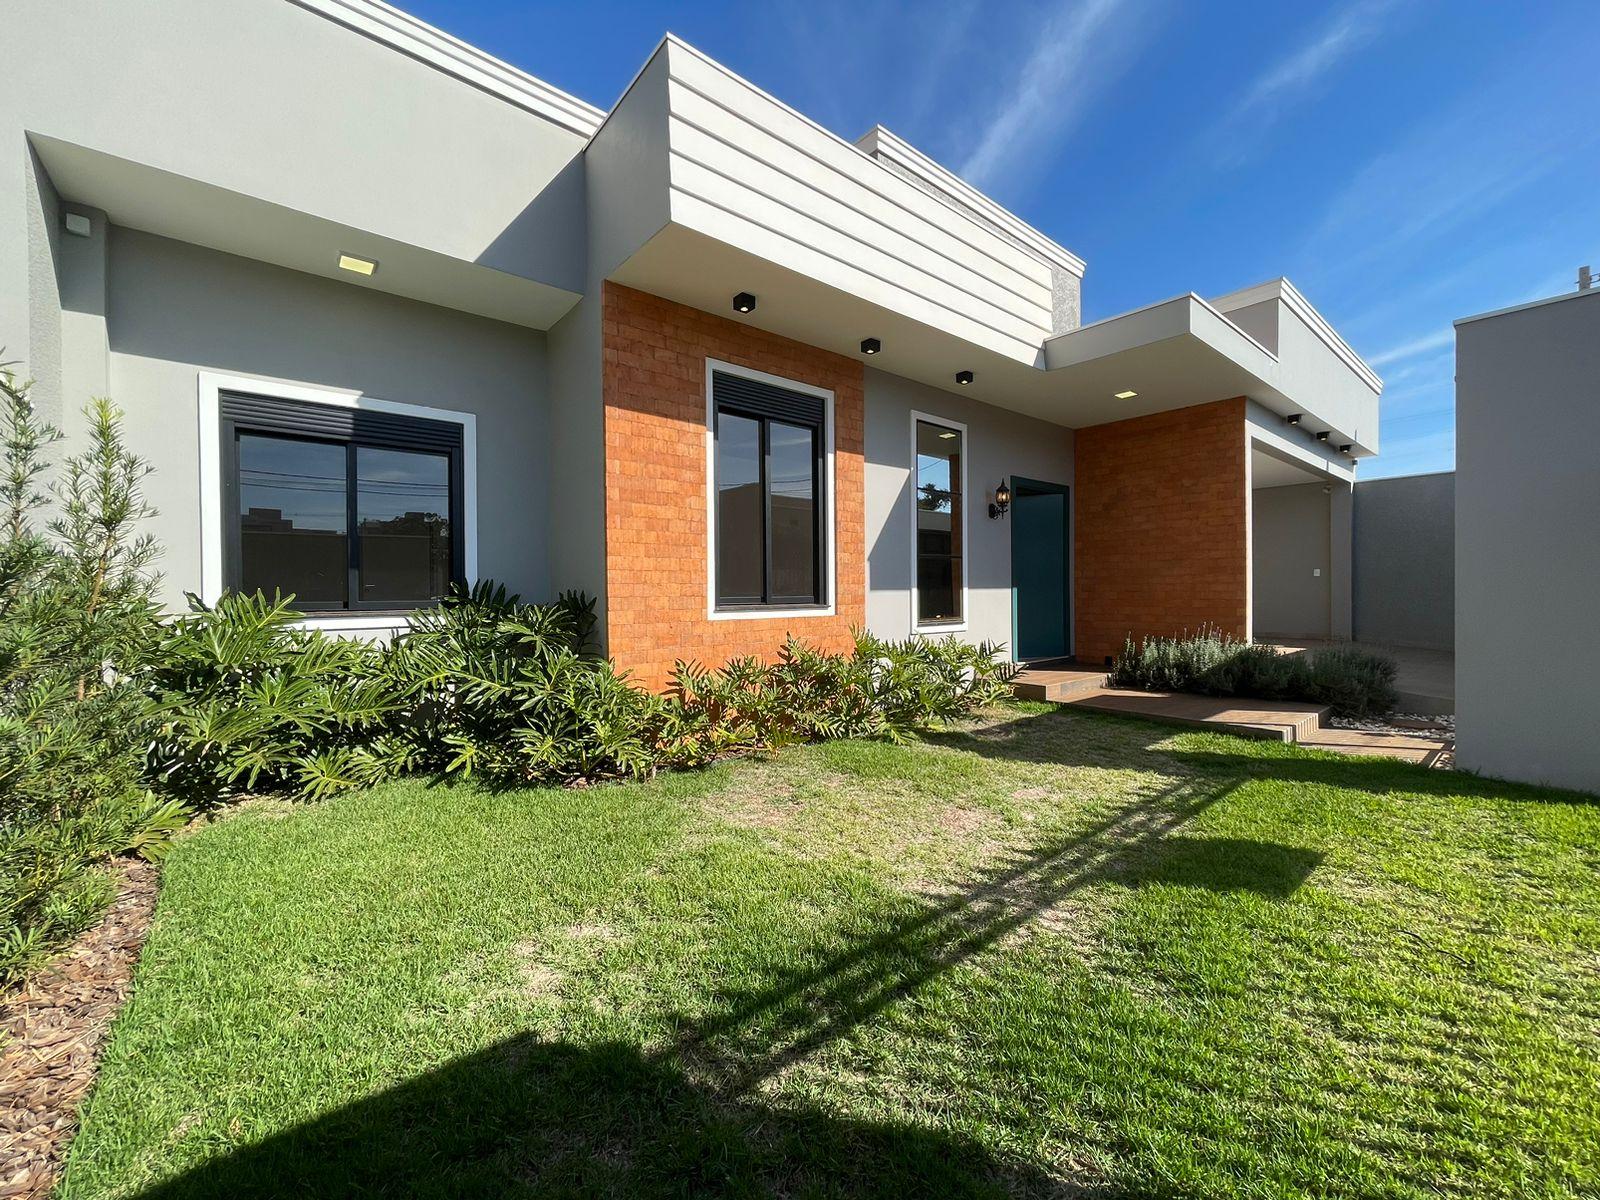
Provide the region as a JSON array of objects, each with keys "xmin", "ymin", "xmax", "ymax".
[
  {"xmin": 915, "ymin": 417, "xmax": 965, "ymax": 627},
  {"xmin": 221, "ymin": 393, "xmax": 463, "ymax": 611},
  {"xmin": 712, "ymin": 368, "xmax": 826, "ymax": 610}
]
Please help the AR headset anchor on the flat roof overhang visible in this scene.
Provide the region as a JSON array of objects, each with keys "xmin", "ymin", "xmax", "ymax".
[
  {"xmin": 612, "ymin": 225, "xmax": 1381, "ymax": 455},
  {"xmin": 31, "ymin": 134, "xmax": 583, "ymax": 331}
]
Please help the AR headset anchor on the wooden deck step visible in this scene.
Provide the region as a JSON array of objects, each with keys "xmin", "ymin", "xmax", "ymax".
[
  {"xmin": 1063, "ymin": 688, "xmax": 1331, "ymax": 743},
  {"xmin": 1011, "ymin": 667, "xmax": 1107, "ymax": 703}
]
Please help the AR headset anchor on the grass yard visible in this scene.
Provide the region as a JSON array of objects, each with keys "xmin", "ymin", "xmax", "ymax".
[{"xmin": 60, "ymin": 703, "xmax": 1600, "ymax": 1199}]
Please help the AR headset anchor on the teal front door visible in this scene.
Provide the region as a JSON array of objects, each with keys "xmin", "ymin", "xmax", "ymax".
[{"xmin": 1010, "ymin": 479, "xmax": 1070, "ymax": 661}]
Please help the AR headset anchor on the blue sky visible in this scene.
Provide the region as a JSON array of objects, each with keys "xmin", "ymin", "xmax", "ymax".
[{"xmin": 407, "ymin": 0, "xmax": 1599, "ymax": 479}]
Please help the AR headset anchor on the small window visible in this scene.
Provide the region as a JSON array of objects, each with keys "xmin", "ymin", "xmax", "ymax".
[
  {"xmin": 915, "ymin": 418, "xmax": 964, "ymax": 626},
  {"xmin": 712, "ymin": 369, "xmax": 826, "ymax": 609},
  {"xmin": 222, "ymin": 393, "xmax": 463, "ymax": 611}
]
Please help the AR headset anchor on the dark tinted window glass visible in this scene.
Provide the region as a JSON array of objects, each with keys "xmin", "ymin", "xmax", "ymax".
[
  {"xmin": 238, "ymin": 434, "xmax": 348, "ymax": 606},
  {"xmin": 716, "ymin": 412, "xmax": 764, "ymax": 604},
  {"xmin": 356, "ymin": 446, "xmax": 451, "ymax": 605},
  {"xmin": 768, "ymin": 420, "xmax": 816, "ymax": 602},
  {"xmin": 915, "ymin": 421, "xmax": 963, "ymax": 624}
]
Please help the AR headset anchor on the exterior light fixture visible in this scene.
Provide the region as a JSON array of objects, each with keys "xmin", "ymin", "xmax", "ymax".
[
  {"xmin": 1114, "ymin": 389, "xmax": 1138, "ymax": 400},
  {"xmin": 860, "ymin": 337, "xmax": 881, "ymax": 355},
  {"xmin": 338, "ymin": 253, "xmax": 377, "ymax": 276},
  {"xmin": 1316, "ymin": 430, "xmax": 1330, "ymax": 442},
  {"xmin": 989, "ymin": 479, "xmax": 1012, "ymax": 520},
  {"xmin": 1286, "ymin": 413, "xmax": 1302, "ymax": 426},
  {"xmin": 732, "ymin": 292, "xmax": 757, "ymax": 313},
  {"xmin": 955, "ymin": 370, "xmax": 974, "ymax": 385},
  {"xmin": 1338, "ymin": 443, "xmax": 1352, "ymax": 454}
]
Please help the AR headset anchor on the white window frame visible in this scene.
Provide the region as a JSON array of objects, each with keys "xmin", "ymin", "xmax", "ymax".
[
  {"xmin": 197, "ymin": 371, "xmax": 478, "ymax": 636},
  {"xmin": 704, "ymin": 358, "xmax": 836, "ymax": 621},
  {"xmin": 910, "ymin": 409, "xmax": 969, "ymax": 634}
]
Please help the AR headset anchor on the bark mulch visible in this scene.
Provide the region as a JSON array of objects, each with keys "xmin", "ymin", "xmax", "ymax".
[{"xmin": 0, "ymin": 859, "xmax": 160, "ymax": 1199}]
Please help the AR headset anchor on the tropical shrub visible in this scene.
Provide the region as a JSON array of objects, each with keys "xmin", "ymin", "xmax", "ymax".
[
  {"xmin": 370, "ymin": 583, "xmax": 661, "ymax": 786},
  {"xmin": 145, "ymin": 582, "xmax": 1020, "ymax": 802},
  {"xmin": 1109, "ymin": 629, "xmax": 1398, "ymax": 719},
  {"xmin": 0, "ymin": 367, "xmax": 183, "ymax": 984},
  {"xmin": 145, "ymin": 591, "xmax": 392, "ymax": 805}
]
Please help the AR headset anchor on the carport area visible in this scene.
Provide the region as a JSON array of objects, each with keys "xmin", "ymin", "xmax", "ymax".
[{"xmin": 1249, "ymin": 441, "xmax": 1352, "ymax": 643}]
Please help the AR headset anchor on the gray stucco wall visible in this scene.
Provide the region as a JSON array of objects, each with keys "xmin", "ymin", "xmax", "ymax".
[
  {"xmin": 864, "ymin": 368, "xmax": 1074, "ymax": 653},
  {"xmin": 104, "ymin": 227, "xmax": 551, "ymax": 609},
  {"xmin": 1455, "ymin": 289, "xmax": 1600, "ymax": 794},
  {"xmin": 1352, "ymin": 472, "xmax": 1454, "ymax": 650},
  {"xmin": 1252, "ymin": 482, "xmax": 1332, "ymax": 639}
]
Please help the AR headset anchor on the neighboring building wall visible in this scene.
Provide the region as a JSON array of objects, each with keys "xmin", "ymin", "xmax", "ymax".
[
  {"xmin": 1252, "ymin": 482, "xmax": 1331, "ymax": 639},
  {"xmin": 1353, "ymin": 472, "xmax": 1454, "ymax": 650},
  {"xmin": 1455, "ymin": 290, "xmax": 1600, "ymax": 794},
  {"xmin": 602, "ymin": 283, "xmax": 866, "ymax": 689},
  {"xmin": 863, "ymin": 369, "xmax": 1073, "ymax": 651},
  {"xmin": 104, "ymin": 228, "xmax": 550, "ymax": 608},
  {"xmin": 1074, "ymin": 397, "xmax": 1248, "ymax": 663}
]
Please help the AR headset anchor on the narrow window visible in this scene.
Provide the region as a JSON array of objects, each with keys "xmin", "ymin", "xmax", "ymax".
[
  {"xmin": 915, "ymin": 419, "xmax": 964, "ymax": 626},
  {"xmin": 712, "ymin": 370, "xmax": 826, "ymax": 609},
  {"xmin": 222, "ymin": 393, "xmax": 463, "ymax": 611}
]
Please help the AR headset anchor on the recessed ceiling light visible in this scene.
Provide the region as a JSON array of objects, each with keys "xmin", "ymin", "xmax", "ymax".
[
  {"xmin": 338, "ymin": 253, "xmax": 377, "ymax": 276},
  {"xmin": 938, "ymin": 430, "xmax": 956, "ymax": 439},
  {"xmin": 955, "ymin": 370, "xmax": 974, "ymax": 385},
  {"xmin": 1114, "ymin": 389, "xmax": 1138, "ymax": 399}
]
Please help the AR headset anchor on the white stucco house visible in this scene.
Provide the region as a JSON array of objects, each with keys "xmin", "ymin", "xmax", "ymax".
[{"xmin": 2, "ymin": 0, "xmax": 1382, "ymax": 687}]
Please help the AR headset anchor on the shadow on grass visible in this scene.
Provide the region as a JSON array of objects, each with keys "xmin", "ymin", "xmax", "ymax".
[
  {"xmin": 937, "ymin": 706, "xmax": 1598, "ymax": 806},
  {"xmin": 133, "ymin": 1038, "xmax": 1094, "ymax": 1199},
  {"xmin": 129, "ymin": 707, "xmax": 1326, "ymax": 1198}
]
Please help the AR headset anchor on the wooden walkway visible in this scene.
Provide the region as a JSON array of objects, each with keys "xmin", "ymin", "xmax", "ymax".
[{"xmin": 1013, "ymin": 666, "xmax": 1453, "ymax": 766}]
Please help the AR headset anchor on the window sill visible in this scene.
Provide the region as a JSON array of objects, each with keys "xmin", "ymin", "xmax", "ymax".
[
  {"xmin": 290, "ymin": 613, "xmax": 415, "ymax": 638},
  {"xmin": 914, "ymin": 621, "xmax": 969, "ymax": 636},
  {"xmin": 709, "ymin": 604, "xmax": 836, "ymax": 622}
]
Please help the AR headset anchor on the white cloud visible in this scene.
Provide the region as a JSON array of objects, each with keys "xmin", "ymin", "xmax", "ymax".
[
  {"xmin": 1203, "ymin": 0, "xmax": 1403, "ymax": 166},
  {"xmin": 1368, "ymin": 327, "xmax": 1453, "ymax": 368},
  {"xmin": 958, "ymin": 0, "xmax": 1142, "ymax": 191}
]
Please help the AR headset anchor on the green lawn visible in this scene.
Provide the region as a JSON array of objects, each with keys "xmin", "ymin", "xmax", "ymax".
[{"xmin": 62, "ymin": 704, "xmax": 1600, "ymax": 1199}]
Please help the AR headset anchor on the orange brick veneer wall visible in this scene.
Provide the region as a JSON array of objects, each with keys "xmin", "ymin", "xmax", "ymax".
[
  {"xmin": 1074, "ymin": 397, "xmax": 1248, "ymax": 665},
  {"xmin": 602, "ymin": 283, "xmax": 865, "ymax": 689}
]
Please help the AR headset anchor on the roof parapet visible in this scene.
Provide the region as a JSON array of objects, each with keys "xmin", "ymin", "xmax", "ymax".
[{"xmin": 855, "ymin": 126, "xmax": 1086, "ymax": 279}]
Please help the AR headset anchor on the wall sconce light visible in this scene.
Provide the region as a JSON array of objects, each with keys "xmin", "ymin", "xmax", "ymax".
[
  {"xmin": 989, "ymin": 479, "xmax": 1012, "ymax": 519},
  {"xmin": 732, "ymin": 292, "xmax": 757, "ymax": 313},
  {"xmin": 955, "ymin": 370, "xmax": 974, "ymax": 385},
  {"xmin": 860, "ymin": 337, "xmax": 881, "ymax": 355},
  {"xmin": 1286, "ymin": 413, "xmax": 1302, "ymax": 426}
]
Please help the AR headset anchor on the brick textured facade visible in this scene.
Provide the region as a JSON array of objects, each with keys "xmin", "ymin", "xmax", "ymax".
[
  {"xmin": 1073, "ymin": 397, "xmax": 1248, "ymax": 664},
  {"xmin": 602, "ymin": 283, "xmax": 865, "ymax": 689}
]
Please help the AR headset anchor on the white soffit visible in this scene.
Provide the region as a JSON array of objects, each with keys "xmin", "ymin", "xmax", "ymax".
[
  {"xmin": 35, "ymin": 136, "xmax": 581, "ymax": 330},
  {"xmin": 289, "ymin": 0, "xmax": 604, "ymax": 137}
]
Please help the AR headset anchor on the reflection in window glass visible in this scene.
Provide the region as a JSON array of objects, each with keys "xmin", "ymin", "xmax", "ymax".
[
  {"xmin": 915, "ymin": 421, "xmax": 963, "ymax": 625},
  {"xmin": 716, "ymin": 412, "xmax": 764, "ymax": 605},
  {"xmin": 768, "ymin": 421, "xmax": 816, "ymax": 602},
  {"xmin": 357, "ymin": 446, "xmax": 451, "ymax": 604},
  {"xmin": 238, "ymin": 434, "xmax": 348, "ymax": 606}
]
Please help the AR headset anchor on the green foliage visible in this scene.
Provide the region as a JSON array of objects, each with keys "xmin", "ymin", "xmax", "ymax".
[
  {"xmin": 145, "ymin": 591, "xmax": 391, "ymax": 806},
  {"xmin": 0, "ymin": 364, "xmax": 180, "ymax": 986},
  {"xmin": 1303, "ymin": 644, "xmax": 1400, "ymax": 719},
  {"xmin": 1109, "ymin": 628, "xmax": 1399, "ymax": 718},
  {"xmin": 148, "ymin": 583, "xmax": 1020, "ymax": 802}
]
